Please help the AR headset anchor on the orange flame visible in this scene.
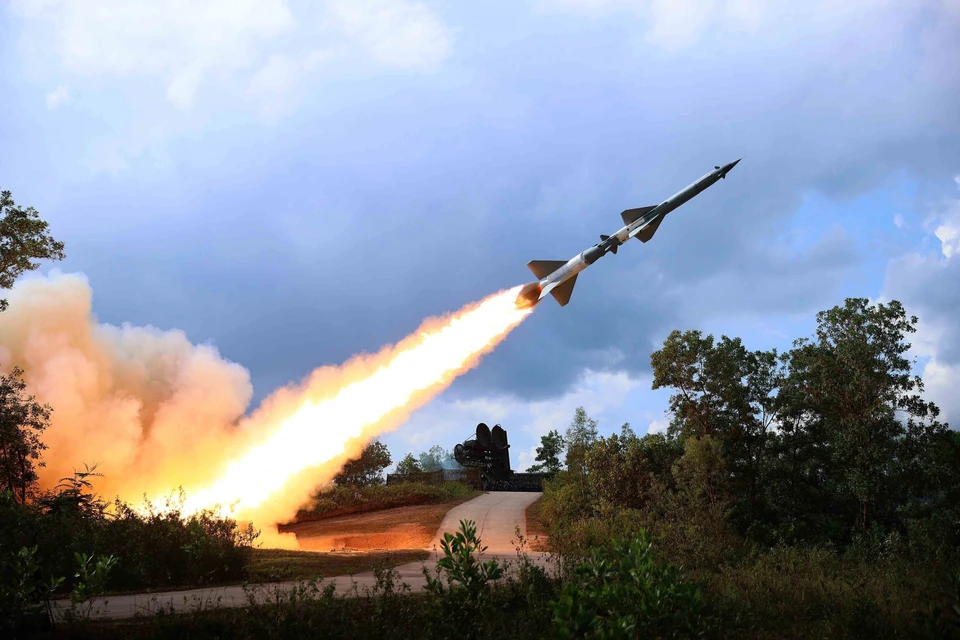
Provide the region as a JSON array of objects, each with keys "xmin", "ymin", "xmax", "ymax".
[{"xmin": 177, "ymin": 285, "xmax": 533, "ymax": 527}]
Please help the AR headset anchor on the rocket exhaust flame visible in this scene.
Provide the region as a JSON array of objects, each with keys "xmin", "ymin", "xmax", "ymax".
[{"xmin": 178, "ymin": 285, "xmax": 533, "ymax": 520}]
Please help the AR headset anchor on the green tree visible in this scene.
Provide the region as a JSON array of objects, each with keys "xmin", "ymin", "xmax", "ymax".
[
  {"xmin": 0, "ymin": 368, "xmax": 52, "ymax": 504},
  {"xmin": 650, "ymin": 330, "xmax": 787, "ymax": 527},
  {"xmin": 395, "ymin": 452, "xmax": 422, "ymax": 475},
  {"xmin": 418, "ymin": 445, "xmax": 458, "ymax": 472},
  {"xmin": 0, "ymin": 190, "xmax": 66, "ymax": 312},
  {"xmin": 565, "ymin": 406, "xmax": 599, "ymax": 471},
  {"xmin": 527, "ymin": 430, "xmax": 565, "ymax": 473},
  {"xmin": 780, "ymin": 298, "xmax": 947, "ymax": 537},
  {"xmin": 334, "ymin": 440, "xmax": 392, "ymax": 487}
]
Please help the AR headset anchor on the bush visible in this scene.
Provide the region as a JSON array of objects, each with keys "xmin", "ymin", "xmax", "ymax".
[
  {"xmin": 551, "ymin": 531, "xmax": 706, "ymax": 639},
  {"xmin": 0, "ymin": 484, "xmax": 256, "ymax": 597}
]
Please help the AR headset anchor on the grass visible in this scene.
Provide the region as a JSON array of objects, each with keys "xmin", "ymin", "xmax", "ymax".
[
  {"xmin": 245, "ymin": 548, "xmax": 428, "ymax": 583},
  {"xmin": 524, "ymin": 496, "xmax": 549, "ymax": 552}
]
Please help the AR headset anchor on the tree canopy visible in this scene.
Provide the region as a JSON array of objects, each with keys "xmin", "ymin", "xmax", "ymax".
[
  {"xmin": 0, "ymin": 368, "xmax": 52, "ymax": 504},
  {"xmin": 0, "ymin": 190, "xmax": 65, "ymax": 312},
  {"xmin": 333, "ymin": 440, "xmax": 392, "ymax": 487}
]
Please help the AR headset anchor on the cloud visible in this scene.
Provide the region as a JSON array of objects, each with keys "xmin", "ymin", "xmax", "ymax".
[
  {"xmin": 647, "ymin": 419, "xmax": 668, "ymax": 434},
  {"xmin": 11, "ymin": 0, "xmax": 454, "ymax": 112},
  {"xmin": 44, "ymin": 85, "xmax": 71, "ymax": 109},
  {"xmin": 883, "ymin": 175, "xmax": 960, "ymax": 426},
  {"xmin": 328, "ymin": 0, "xmax": 454, "ymax": 70},
  {"xmin": 532, "ymin": 0, "xmax": 897, "ymax": 49},
  {"xmin": 13, "ymin": 0, "xmax": 296, "ymax": 109}
]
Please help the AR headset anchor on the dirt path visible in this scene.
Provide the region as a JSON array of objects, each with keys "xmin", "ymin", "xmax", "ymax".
[{"xmin": 430, "ymin": 491, "xmax": 543, "ymax": 553}]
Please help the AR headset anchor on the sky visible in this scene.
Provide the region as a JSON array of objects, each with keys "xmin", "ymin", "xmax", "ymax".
[{"xmin": 1, "ymin": 0, "xmax": 959, "ymax": 474}]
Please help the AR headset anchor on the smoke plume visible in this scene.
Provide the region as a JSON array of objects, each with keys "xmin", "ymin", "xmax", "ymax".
[
  {"xmin": 0, "ymin": 272, "xmax": 254, "ymax": 502},
  {"xmin": 0, "ymin": 271, "xmax": 531, "ymax": 547}
]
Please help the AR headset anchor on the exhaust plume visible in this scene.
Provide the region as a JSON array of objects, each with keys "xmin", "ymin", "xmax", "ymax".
[{"xmin": 0, "ymin": 272, "xmax": 532, "ymax": 546}]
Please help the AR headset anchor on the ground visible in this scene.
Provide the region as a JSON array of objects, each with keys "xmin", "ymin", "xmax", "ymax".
[{"xmin": 282, "ymin": 501, "xmax": 468, "ymax": 550}]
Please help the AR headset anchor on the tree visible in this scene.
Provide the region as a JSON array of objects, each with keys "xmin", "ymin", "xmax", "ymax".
[
  {"xmin": 333, "ymin": 440, "xmax": 392, "ymax": 487},
  {"xmin": 527, "ymin": 430, "xmax": 565, "ymax": 473},
  {"xmin": 418, "ymin": 445, "xmax": 457, "ymax": 472},
  {"xmin": 0, "ymin": 368, "xmax": 52, "ymax": 504},
  {"xmin": 0, "ymin": 190, "xmax": 66, "ymax": 312},
  {"xmin": 650, "ymin": 330, "xmax": 788, "ymax": 529},
  {"xmin": 395, "ymin": 453, "xmax": 422, "ymax": 475},
  {"xmin": 779, "ymin": 298, "xmax": 946, "ymax": 536},
  {"xmin": 565, "ymin": 407, "xmax": 599, "ymax": 471}
]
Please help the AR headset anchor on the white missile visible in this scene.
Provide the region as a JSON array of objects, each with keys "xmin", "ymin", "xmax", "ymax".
[{"xmin": 516, "ymin": 159, "xmax": 741, "ymax": 308}]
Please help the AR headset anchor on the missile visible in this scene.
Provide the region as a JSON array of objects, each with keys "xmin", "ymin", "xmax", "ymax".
[{"xmin": 516, "ymin": 159, "xmax": 741, "ymax": 309}]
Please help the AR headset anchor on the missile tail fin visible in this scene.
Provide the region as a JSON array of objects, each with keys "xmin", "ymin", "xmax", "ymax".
[
  {"xmin": 636, "ymin": 213, "xmax": 665, "ymax": 243},
  {"xmin": 620, "ymin": 205, "xmax": 657, "ymax": 226},
  {"xmin": 527, "ymin": 260, "xmax": 567, "ymax": 280},
  {"xmin": 550, "ymin": 274, "xmax": 578, "ymax": 306}
]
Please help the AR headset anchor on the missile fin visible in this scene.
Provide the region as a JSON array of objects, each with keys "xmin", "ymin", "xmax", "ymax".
[
  {"xmin": 527, "ymin": 260, "xmax": 567, "ymax": 280},
  {"xmin": 636, "ymin": 213, "xmax": 665, "ymax": 243},
  {"xmin": 620, "ymin": 205, "xmax": 657, "ymax": 226},
  {"xmin": 550, "ymin": 274, "xmax": 578, "ymax": 306}
]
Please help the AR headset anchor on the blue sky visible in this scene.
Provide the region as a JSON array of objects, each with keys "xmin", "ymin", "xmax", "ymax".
[{"xmin": 2, "ymin": 0, "xmax": 959, "ymax": 473}]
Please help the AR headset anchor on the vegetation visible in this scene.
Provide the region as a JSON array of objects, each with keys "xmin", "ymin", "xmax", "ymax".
[
  {"xmin": 0, "ymin": 368, "xmax": 53, "ymax": 504},
  {"xmin": 527, "ymin": 429, "xmax": 565, "ymax": 473},
  {"xmin": 303, "ymin": 481, "xmax": 477, "ymax": 517},
  {"xmin": 391, "ymin": 445, "xmax": 462, "ymax": 475},
  {"xmin": 333, "ymin": 440, "xmax": 391, "ymax": 487},
  {"xmin": 0, "ymin": 189, "xmax": 66, "ymax": 312},
  {"xmin": 245, "ymin": 548, "xmax": 428, "ymax": 583},
  {"xmin": 536, "ymin": 297, "xmax": 960, "ymax": 638},
  {"xmin": 394, "ymin": 452, "xmax": 422, "ymax": 475}
]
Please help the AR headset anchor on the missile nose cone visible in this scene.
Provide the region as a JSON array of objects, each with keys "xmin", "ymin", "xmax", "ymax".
[{"xmin": 724, "ymin": 158, "xmax": 741, "ymax": 172}]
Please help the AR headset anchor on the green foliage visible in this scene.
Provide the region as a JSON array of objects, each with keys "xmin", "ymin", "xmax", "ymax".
[
  {"xmin": 333, "ymin": 439, "xmax": 391, "ymax": 487},
  {"xmin": 0, "ymin": 189, "xmax": 66, "ymax": 312},
  {"xmin": 565, "ymin": 406, "xmax": 599, "ymax": 471},
  {"xmin": 915, "ymin": 568, "xmax": 960, "ymax": 638},
  {"xmin": 424, "ymin": 520, "xmax": 504, "ymax": 600},
  {"xmin": 395, "ymin": 452, "xmax": 422, "ymax": 475},
  {"xmin": 0, "ymin": 478, "xmax": 256, "ymax": 598},
  {"xmin": 62, "ymin": 552, "xmax": 118, "ymax": 624},
  {"xmin": 646, "ymin": 298, "xmax": 954, "ymax": 550},
  {"xmin": 0, "ymin": 545, "xmax": 62, "ymax": 633},
  {"xmin": 306, "ymin": 481, "xmax": 475, "ymax": 515},
  {"xmin": 552, "ymin": 532, "xmax": 705, "ymax": 639},
  {"xmin": 418, "ymin": 444, "xmax": 460, "ymax": 472},
  {"xmin": 527, "ymin": 429, "xmax": 565, "ymax": 473},
  {"xmin": 0, "ymin": 367, "xmax": 53, "ymax": 504}
]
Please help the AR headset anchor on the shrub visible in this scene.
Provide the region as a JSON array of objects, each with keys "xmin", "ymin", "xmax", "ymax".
[{"xmin": 551, "ymin": 531, "xmax": 706, "ymax": 639}]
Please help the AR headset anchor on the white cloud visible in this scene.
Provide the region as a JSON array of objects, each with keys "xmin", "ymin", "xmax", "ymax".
[
  {"xmin": 13, "ymin": 0, "xmax": 296, "ymax": 109},
  {"xmin": 882, "ymin": 174, "xmax": 960, "ymax": 428},
  {"xmin": 936, "ymin": 220, "xmax": 960, "ymax": 259},
  {"xmin": 646, "ymin": 419, "xmax": 668, "ymax": 434},
  {"xmin": 328, "ymin": 0, "xmax": 454, "ymax": 70},
  {"xmin": 12, "ymin": 0, "xmax": 454, "ymax": 112},
  {"xmin": 893, "ymin": 212, "xmax": 906, "ymax": 229},
  {"xmin": 533, "ymin": 0, "xmax": 902, "ymax": 50},
  {"xmin": 44, "ymin": 85, "xmax": 71, "ymax": 109}
]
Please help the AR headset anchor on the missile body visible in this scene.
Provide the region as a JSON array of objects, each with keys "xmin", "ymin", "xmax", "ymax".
[{"xmin": 516, "ymin": 159, "xmax": 741, "ymax": 308}]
